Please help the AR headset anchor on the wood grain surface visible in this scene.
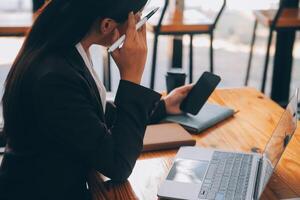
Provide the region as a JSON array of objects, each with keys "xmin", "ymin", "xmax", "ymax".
[{"xmin": 89, "ymin": 87, "xmax": 300, "ymax": 199}]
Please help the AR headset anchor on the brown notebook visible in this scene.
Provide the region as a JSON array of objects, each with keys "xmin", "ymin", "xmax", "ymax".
[{"xmin": 142, "ymin": 123, "xmax": 196, "ymax": 152}]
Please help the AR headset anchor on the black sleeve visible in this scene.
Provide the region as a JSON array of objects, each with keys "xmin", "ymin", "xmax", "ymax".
[
  {"xmin": 34, "ymin": 72, "xmax": 161, "ymax": 182},
  {"xmin": 104, "ymin": 95, "xmax": 167, "ymax": 126},
  {"xmin": 148, "ymin": 100, "xmax": 167, "ymax": 124},
  {"xmin": 104, "ymin": 101, "xmax": 117, "ymax": 129}
]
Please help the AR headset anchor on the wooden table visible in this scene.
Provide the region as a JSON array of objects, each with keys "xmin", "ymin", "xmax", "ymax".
[{"xmin": 89, "ymin": 88, "xmax": 300, "ymax": 200}]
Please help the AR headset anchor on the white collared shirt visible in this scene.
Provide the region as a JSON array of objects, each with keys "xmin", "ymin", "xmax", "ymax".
[{"xmin": 75, "ymin": 43, "xmax": 106, "ymax": 112}]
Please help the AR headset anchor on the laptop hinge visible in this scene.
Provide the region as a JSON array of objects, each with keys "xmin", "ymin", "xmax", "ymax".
[{"xmin": 253, "ymin": 157, "xmax": 263, "ymax": 200}]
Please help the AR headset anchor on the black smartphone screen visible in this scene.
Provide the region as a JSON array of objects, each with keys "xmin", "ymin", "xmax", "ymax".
[{"xmin": 180, "ymin": 72, "xmax": 221, "ymax": 115}]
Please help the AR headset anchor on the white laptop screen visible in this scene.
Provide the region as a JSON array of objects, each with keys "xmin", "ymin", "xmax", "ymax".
[{"xmin": 258, "ymin": 89, "xmax": 298, "ymax": 198}]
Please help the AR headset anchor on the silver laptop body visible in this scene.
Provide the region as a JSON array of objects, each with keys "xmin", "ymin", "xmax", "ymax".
[{"xmin": 158, "ymin": 89, "xmax": 298, "ymax": 200}]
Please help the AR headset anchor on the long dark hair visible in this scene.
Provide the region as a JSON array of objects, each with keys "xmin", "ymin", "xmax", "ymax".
[{"xmin": 2, "ymin": 0, "xmax": 147, "ymax": 138}]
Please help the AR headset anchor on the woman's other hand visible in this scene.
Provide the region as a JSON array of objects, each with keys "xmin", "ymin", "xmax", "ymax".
[
  {"xmin": 163, "ymin": 84, "xmax": 193, "ymax": 115},
  {"xmin": 111, "ymin": 12, "xmax": 147, "ymax": 84}
]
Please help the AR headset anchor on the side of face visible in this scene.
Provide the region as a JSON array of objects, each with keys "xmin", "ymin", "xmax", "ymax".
[
  {"xmin": 95, "ymin": 14, "xmax": 141, "ymax": 47},
  {"xmin": 95, "ymin": 18, "xmax": 119, "ymax": 47}
]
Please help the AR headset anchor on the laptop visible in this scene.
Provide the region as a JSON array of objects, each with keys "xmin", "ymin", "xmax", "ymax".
[{"xmin": 158, "ymin": 89, "xmax": 299, "ymax": 200}]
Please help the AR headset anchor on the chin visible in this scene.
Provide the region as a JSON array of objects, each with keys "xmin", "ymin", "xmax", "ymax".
[{"xmin": 103, "ymin": 41, "xmax": 112, "ymax": 48}]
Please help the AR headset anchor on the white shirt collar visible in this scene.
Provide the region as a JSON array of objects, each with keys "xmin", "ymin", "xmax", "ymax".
[
  {"xmin": 75, "ymin": 43, "xmax": 93, "ymax": 68},
  {"xmin": 75, "ymin": 42, "xmax": 107, "ymax": 112}
]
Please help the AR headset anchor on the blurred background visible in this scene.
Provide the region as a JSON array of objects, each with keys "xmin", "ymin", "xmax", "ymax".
[{"xmin": 0, "ymin": 0, "xmax": 299, "ymax": 100}]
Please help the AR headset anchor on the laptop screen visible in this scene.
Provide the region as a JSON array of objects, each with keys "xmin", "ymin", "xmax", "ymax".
[{"xmin": 258, "ymin": 89, "xmax": 299, "ymax": 198}]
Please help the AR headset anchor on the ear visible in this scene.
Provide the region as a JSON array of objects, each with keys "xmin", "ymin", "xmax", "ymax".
[{"xmin": 99, "ymin": 18, "xmax": 118, "ymax": 35}]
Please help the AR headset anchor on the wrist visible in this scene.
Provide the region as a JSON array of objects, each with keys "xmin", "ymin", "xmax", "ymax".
[
  {"xmin": 120, "ymin": 76, "xmax": 141, "ymax": 85},
  {"xmin": 162, "ymin": 96, "xmax": 170, "ymax": 114}
]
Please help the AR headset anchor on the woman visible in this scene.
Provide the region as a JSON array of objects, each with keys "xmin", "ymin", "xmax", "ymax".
[{"xmin": 0, "ymin": 0, "xmax": 192, "ymax": 200}]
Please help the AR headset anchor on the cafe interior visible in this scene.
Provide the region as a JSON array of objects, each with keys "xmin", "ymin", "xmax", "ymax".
[{"xmin": 0, "ymin": 0, "xmax": 300, "ymax": 200}]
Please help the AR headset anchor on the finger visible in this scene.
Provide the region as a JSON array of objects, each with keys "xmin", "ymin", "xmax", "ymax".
[
  {"xmin": 185, "ymin": 83, "xmax": 194, "ymax": 90},
  {"xmin": 182, "ymin": 84, "xmax": 194, "ymax": 95},
  {"xmin": 136, "ymin": 24, "xmax": 147, "ymax": 49},
  {"xmin": 135, "ymin": 12, "xmax": 141, "ymax": 22},
  {"xmin": 110, "ymin": 30, "xmax": 121, "ymax": 58},
  {"xmin": 136, "ymin": 21, "xmax": 146, "ymax": 39},
  {"xmin": 125, "ymin": 12, "xmax": 136, "ymax": 40},
  {"xmin": 139, "ymin": 24, "xmax": 146, "ymax": 40},
  {"xmin": 177, "ymin": 84, "xmax": 193, "ymax": 93}
]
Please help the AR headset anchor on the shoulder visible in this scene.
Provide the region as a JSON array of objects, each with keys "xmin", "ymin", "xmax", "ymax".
[
  {"xmin": 23, "ymin": 49, "xmax": 88, "ymax": 95},
  {"xmin": 31, "ymin": 51, "xmax": 78, "ymax": 80}
]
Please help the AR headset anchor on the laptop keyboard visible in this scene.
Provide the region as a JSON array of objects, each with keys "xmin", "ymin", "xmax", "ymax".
[{"xmin": 198, "ymin": 151, "xmax": 253, "ymax": 200}]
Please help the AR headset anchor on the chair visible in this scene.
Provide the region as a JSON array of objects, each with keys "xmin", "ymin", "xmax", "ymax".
[
  {"xmin": 0, "ymin": 12, "xmax": 32, "ymax": 36},
  {"xmin": 0, "ymin": 0, "xmax": 47, "ymax": 36},
  {"xmin": 245, "ymin": 3, "xmax": 300, "ymax": 93},
  {"xmin": 148, "ymin": 0, "xmax": 226, "ymax": 89}
]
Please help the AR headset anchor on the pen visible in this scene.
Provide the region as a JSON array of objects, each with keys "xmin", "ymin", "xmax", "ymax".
[{"xmin": 107, "ymin": 7, "xmax": 159, "ymax": 53}]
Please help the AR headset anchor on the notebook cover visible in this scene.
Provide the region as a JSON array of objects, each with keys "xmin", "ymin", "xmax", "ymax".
[
  {"xmin": 163, "ymin": 103, "xmax": 234, "ymax": 133},
  {"xmin": 142, "ymin": 123, "xmax": 196, "ymax": 152}
]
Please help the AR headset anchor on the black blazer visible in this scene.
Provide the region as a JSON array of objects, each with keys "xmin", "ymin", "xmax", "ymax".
[{"xmin": 0, "ymin": 47, "xmax": 166, "ymax": 200}]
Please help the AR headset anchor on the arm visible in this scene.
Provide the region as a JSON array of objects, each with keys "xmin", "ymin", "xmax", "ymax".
[
  {"xmin": 105, "ymin": 95, "xmax": 167, "ymax": 125},
  {"xmin": 35, "ymin": 72, "xmax": 161, "ymax": 182},
  {"xmin": 105, "ymin": 101, "xmax": 117, "ymax": 129},
  {"xmin": 148, "ymin": 100, "xmax": 167, "ymax": 124}
]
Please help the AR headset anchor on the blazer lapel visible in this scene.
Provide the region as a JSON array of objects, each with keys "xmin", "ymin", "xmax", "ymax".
[{"xmin": 63, "ymin": 47, "xmax": 105, "ymax": 117}]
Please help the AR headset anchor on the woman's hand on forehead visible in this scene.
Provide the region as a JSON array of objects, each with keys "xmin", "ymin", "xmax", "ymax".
[{"xmin": 117, "ymin": 12, "xmax": 142, "ymax": 35}]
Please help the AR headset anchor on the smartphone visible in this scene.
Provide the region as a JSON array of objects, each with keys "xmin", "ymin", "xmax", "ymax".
[{"xmin": 180, "ymin": 72, "xmax": 221, "ymax": 115}]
